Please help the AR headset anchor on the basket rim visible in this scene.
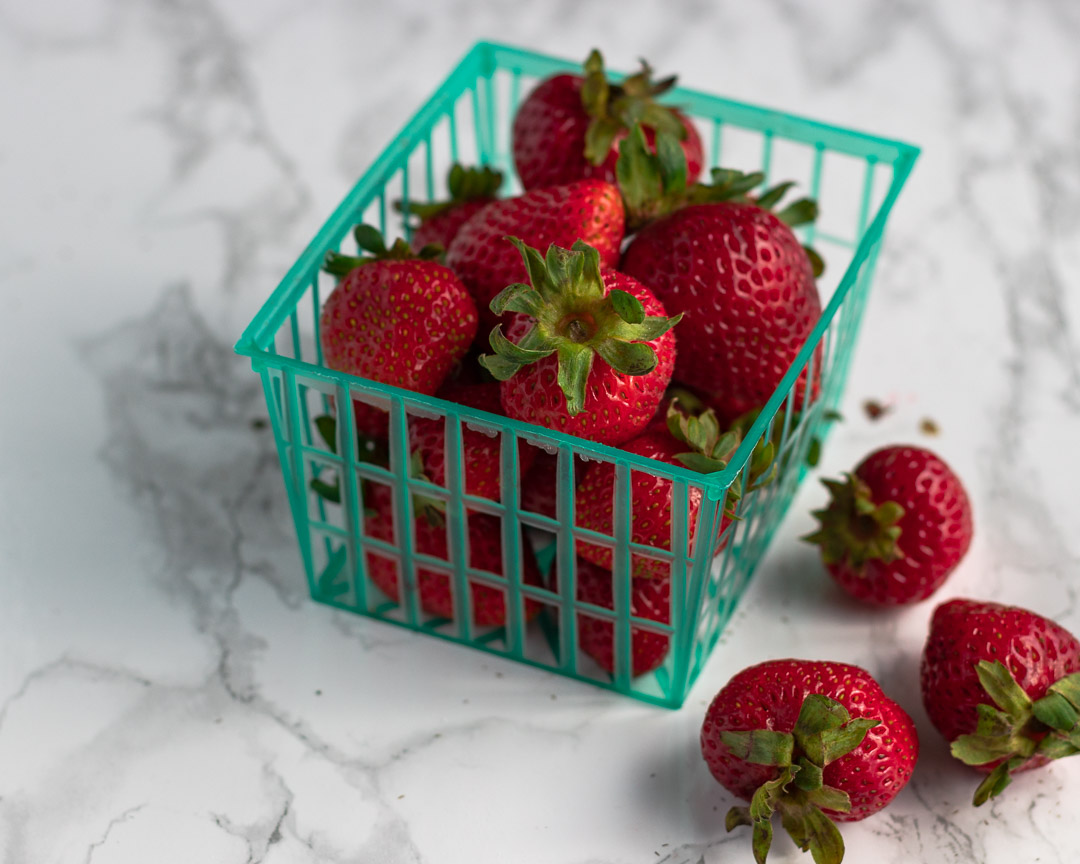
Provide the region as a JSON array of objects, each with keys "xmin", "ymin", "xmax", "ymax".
[
  {"xmin": 235, "ymin": 39, "xmax": 920, "ymax": 496},
  {"xmin": 244, "ymin": 352, "xmax": 738, "ymax": 492}
]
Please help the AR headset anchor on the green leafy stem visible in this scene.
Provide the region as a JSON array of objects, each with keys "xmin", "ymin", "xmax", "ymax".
[
  {"xmin": 722, "ymin": 694, "xmax": 880, "ymax": 864},
  {"xmin": 951, "ymin": 661, "xmax": 1080, "ymax": 805}
]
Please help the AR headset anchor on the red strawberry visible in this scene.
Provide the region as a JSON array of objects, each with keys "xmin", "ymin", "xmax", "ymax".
[
  {"xmin": 512, "ymin": 49, "xmax": 703, "ymax": 190},
  {"xmin": 434, "ymin": 378, "xmax": 504, "ymax": 412},
  {"xmin": 479, "ymin": 239, "xmax": 680, "ymax": 447},
  {"xmin": 398, "ymin": 164, "xmax": 504, "ymax": 251},
  {"xmin": 304, "ymin": 412, "xmax": 540, "ymax": 627},
  {"xmin": 445, "ymin": 180, "xmax": 625, "ymax": 331},
  {"xmin": 805, "ymin": 446, "xmax": 973, "ymax": 605},
  {"xmin": 617, "ymin": 133, "xmax": 824, "ymax": 421},
  {"xmin": 622, "ymin": 204, "xmax": 821, "ymax": 420},
  {"xmin": 363, "ymin": 483, "xmax": 542, "ymax": 627},
  {"xmin": 520, "ymin": 451, "xmax": 560, "ymax": 519},
  {"xmin": 411, "ymin": 380, "xmax": 536, "ymax": 502},
  {"xmin": 320, "ymin": 225, "xmax": 478, "ymax": 438},
  {"xmin": 572, "ymin": 556, "xmax": 671, "ymax": 676},
  {"xmin": 576, "ymin": 431, "xmax": 699, "ymax": 579},
  {"xmin": 921, "ymin": 598, "xmax": 1080, "ymax": 805},
  {"xmin": 575, "ymin": 399, "xmax": 774, "ymax": 579},
  {"xmin": 413, "ymin": 200, "xmax": 492, "ymax": 253},
  {"xmin": 702, "ymin": 659, "xmax": 918, "ymax": 864},
  {"xmin": 519, "ymin": 450, "xmax": 595, "ymax": 522}
]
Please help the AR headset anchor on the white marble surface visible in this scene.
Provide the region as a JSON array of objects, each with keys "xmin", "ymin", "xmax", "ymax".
[{"xmin": 2, "ymin": 1, "xmax": 1079, "ymax": 862}]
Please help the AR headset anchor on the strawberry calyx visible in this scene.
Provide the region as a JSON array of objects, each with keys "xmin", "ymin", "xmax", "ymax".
[
  {"xmin": 309, "ymin": 414, "xmax": 386, "ymax": 512},
  {"xmin": 665, "ymin": 398, "xmax": 776, "ymax": 519},
  {"xmin": 950, "ymin": 660, "xmax": 1080, "ymax": 805},
  {"xmin": 616, "ymin": 123, "xmax": 692, "ymax": 229},
  {"xmin": 579, "ymin": 49, "xmax": 686, "ymax": 166},
  {"xmin": 395, "ymin": 164, "xmax": 503, "ymax": 222},
  {"xmin": 723, "ymin": 694, "xmax": 880, "ymax": 864},
  {"xmin": 728, "ymin": 406, "xmax": 843, "ymax": 469},
  {"xmin": 478, "ymin": 238, "xmax": 682, "ymax": 416},
  {"xmin": 802, "ymin": 474, "xmax": 905, "ymax": 572},
  {"xmin": 616, "ymin": 126, "xmax": 824, "ymax": 275},
  {"xmin": 666, "ymin": 397, "xmax": 741, "ymax": 474},
  {"xmin": 324, "ymin": 224, "xmax": 444, "ymax": 278}
]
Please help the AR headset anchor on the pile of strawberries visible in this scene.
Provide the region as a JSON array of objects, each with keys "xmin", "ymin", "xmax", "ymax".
[
  {"xmin": 318, "ymin": 49, "xmax": 819, "ymax": 663},
  {"xmin": 313, "ymin": 50, "xmax": 1080, "ymax": 863}
]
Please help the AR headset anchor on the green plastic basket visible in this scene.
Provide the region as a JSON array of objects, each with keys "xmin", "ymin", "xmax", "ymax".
[{"xmin": 235, "ymin": 41, "xmax": 918, "ymax": 708}]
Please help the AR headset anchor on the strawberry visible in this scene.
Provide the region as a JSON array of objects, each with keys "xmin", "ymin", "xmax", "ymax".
[
  {"xmin": 575, "ymin": 399, "xmax": 775, "ymax": 579},
  {"xmin": 397, "ymin": 164, "xmax": 503, "ymax": 251},
  {"xmin": 618, "ymin": 130, "xmax": 823, "ymax": 421},
  {"xmin": 478, "ymin": 239, "xmax": 681, "ymax": 447},
  {"xmin": 445, "ymin": 180, "xmax": 625, "ymax": 331},
  {"xmin": 804, "ymin": 446, "xmax": 973, "ymax": 605},
  {"xmin": 320, "ymin": 225, "xmax": 478, "ymax": 438},
  {"xmin": 410, "ymin": 380, "xmax": 536, "ymax": 502},
  {"xmin": 520, "ymin": 451, "xmax": 560, "ymax": 519},
  {"xmin": 306, "ymin": 410, "xmax": 541, "ymax": 628},
  {"xmin": 363, "ymin": 481, "xmax": 542, "ymax": 628},
  {"xmin": 921, "ymin": 598, "xmax": 1080, "ymax": 805},
  {"xmin": 573, "ymin": 556, "xmax": 671, "ymax": 676},
  {"xmin": 512, "ymin": 49, "xmax": 703, "ymax": 190},
  {"xmin": 519, "ymin": 451, "xmax": 597, "ymax": 523},
  {"xmin": 702, "ymin": 659, "xmax": 918, "ymax": 864}
]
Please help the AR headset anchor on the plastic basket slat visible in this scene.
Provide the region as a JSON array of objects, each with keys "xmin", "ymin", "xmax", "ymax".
[
  {"xmin": 806, "ymin": 144, "xmax": 825, "ymax": 246},
  {"xmin": 667, "ymin": 478, "xmax": 692, "ymax": 698},
  {"xmin": 610, "ymin": 460, "xmax": 633, "ymax": 692},
  {"xmin": 443, "ymin": 413, "xmax": 473, "ymax": 642},
  {"xmin": 389, "ymin": 395, "xmax": 421, "ymax": 627},
  {"xmin": 760, "ymin": 130, "xmax": 774, "ymax": 183},
  {"xmin": 555, "ymin": 445, "xmax": 578, "ymax": 676},
  {"xmin": 499, "ymin": 428, "xmax": 525, "ymax": 658},
  {"xmin": 337, "ymin": 381, "xmax": 369, "ymax": 612}
]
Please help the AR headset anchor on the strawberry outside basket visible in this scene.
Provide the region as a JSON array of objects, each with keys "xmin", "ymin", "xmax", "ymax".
[{"xmin": 235, "ymin": 41, "xmax": 918, "ymax": 708}]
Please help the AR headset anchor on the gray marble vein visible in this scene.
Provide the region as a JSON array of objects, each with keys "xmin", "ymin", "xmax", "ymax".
[{"xmin": 84, "ymin": 805, "xmax": 145, "ymax": 864}]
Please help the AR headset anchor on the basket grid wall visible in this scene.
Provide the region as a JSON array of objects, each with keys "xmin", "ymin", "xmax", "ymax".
[{"xmin": 236, "ymin": 41, "xmax": 918, "ymax": 708}]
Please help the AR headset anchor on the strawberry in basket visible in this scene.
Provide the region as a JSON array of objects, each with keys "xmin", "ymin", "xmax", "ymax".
[
  {"xmin": 804, "ymin": 445, "xmax": 973, "ymax": 604},
  {"xmin": 512, "ymin": 49, "xmax": 703, "ymax": 190},
  {"xmin": 619, "ymin": 126, "xmax": 824, "ymax": 422},
  {"xmin": 367, "ymin": 383, "xmax": 543, "ymax": 625},
  {"xmin": 396, "ymin": 163, "xmax": 504, "ymax": 251},
  {"xmin": 575, "ymin": 397, "xmax": 775, "ymax": 580},
  {"xmin": 309, "ymin": 412, "xmax": 541, "ymax": 628},
  {"xmin": 519, "ymin": 451, "xmax": 561, "ymax": 520},
  {"xmin": 702, "ymin": 659, "xmax": 918, "ymax": 864},
  {"xmin": 320, "ymin": 225, "xmax": 478, "ymax": 438},
  {"xmin": 568, "ymin": 399, "xmax": 774, "ymax": 676},
  {"xmin": 446, "ymin": 179, "xmax": 625, "ymax": 330},
  {"xmin": 363, "ymin": 482, "xmax": 543, "ymax": 628},
  {"xmin": 571, "ymin": 556, "xmax": 672, "ymax": 677},
  {"xmin": 477, "ymin": 238, "xmax": 681, "ymax": 447},
  {"xmin": 921, "ymin": 598, "xmax": 1080, "ymax": 805},
  {"xmin": 410, "ymin": 380, "xmax": 536, "ymax": 502}
]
